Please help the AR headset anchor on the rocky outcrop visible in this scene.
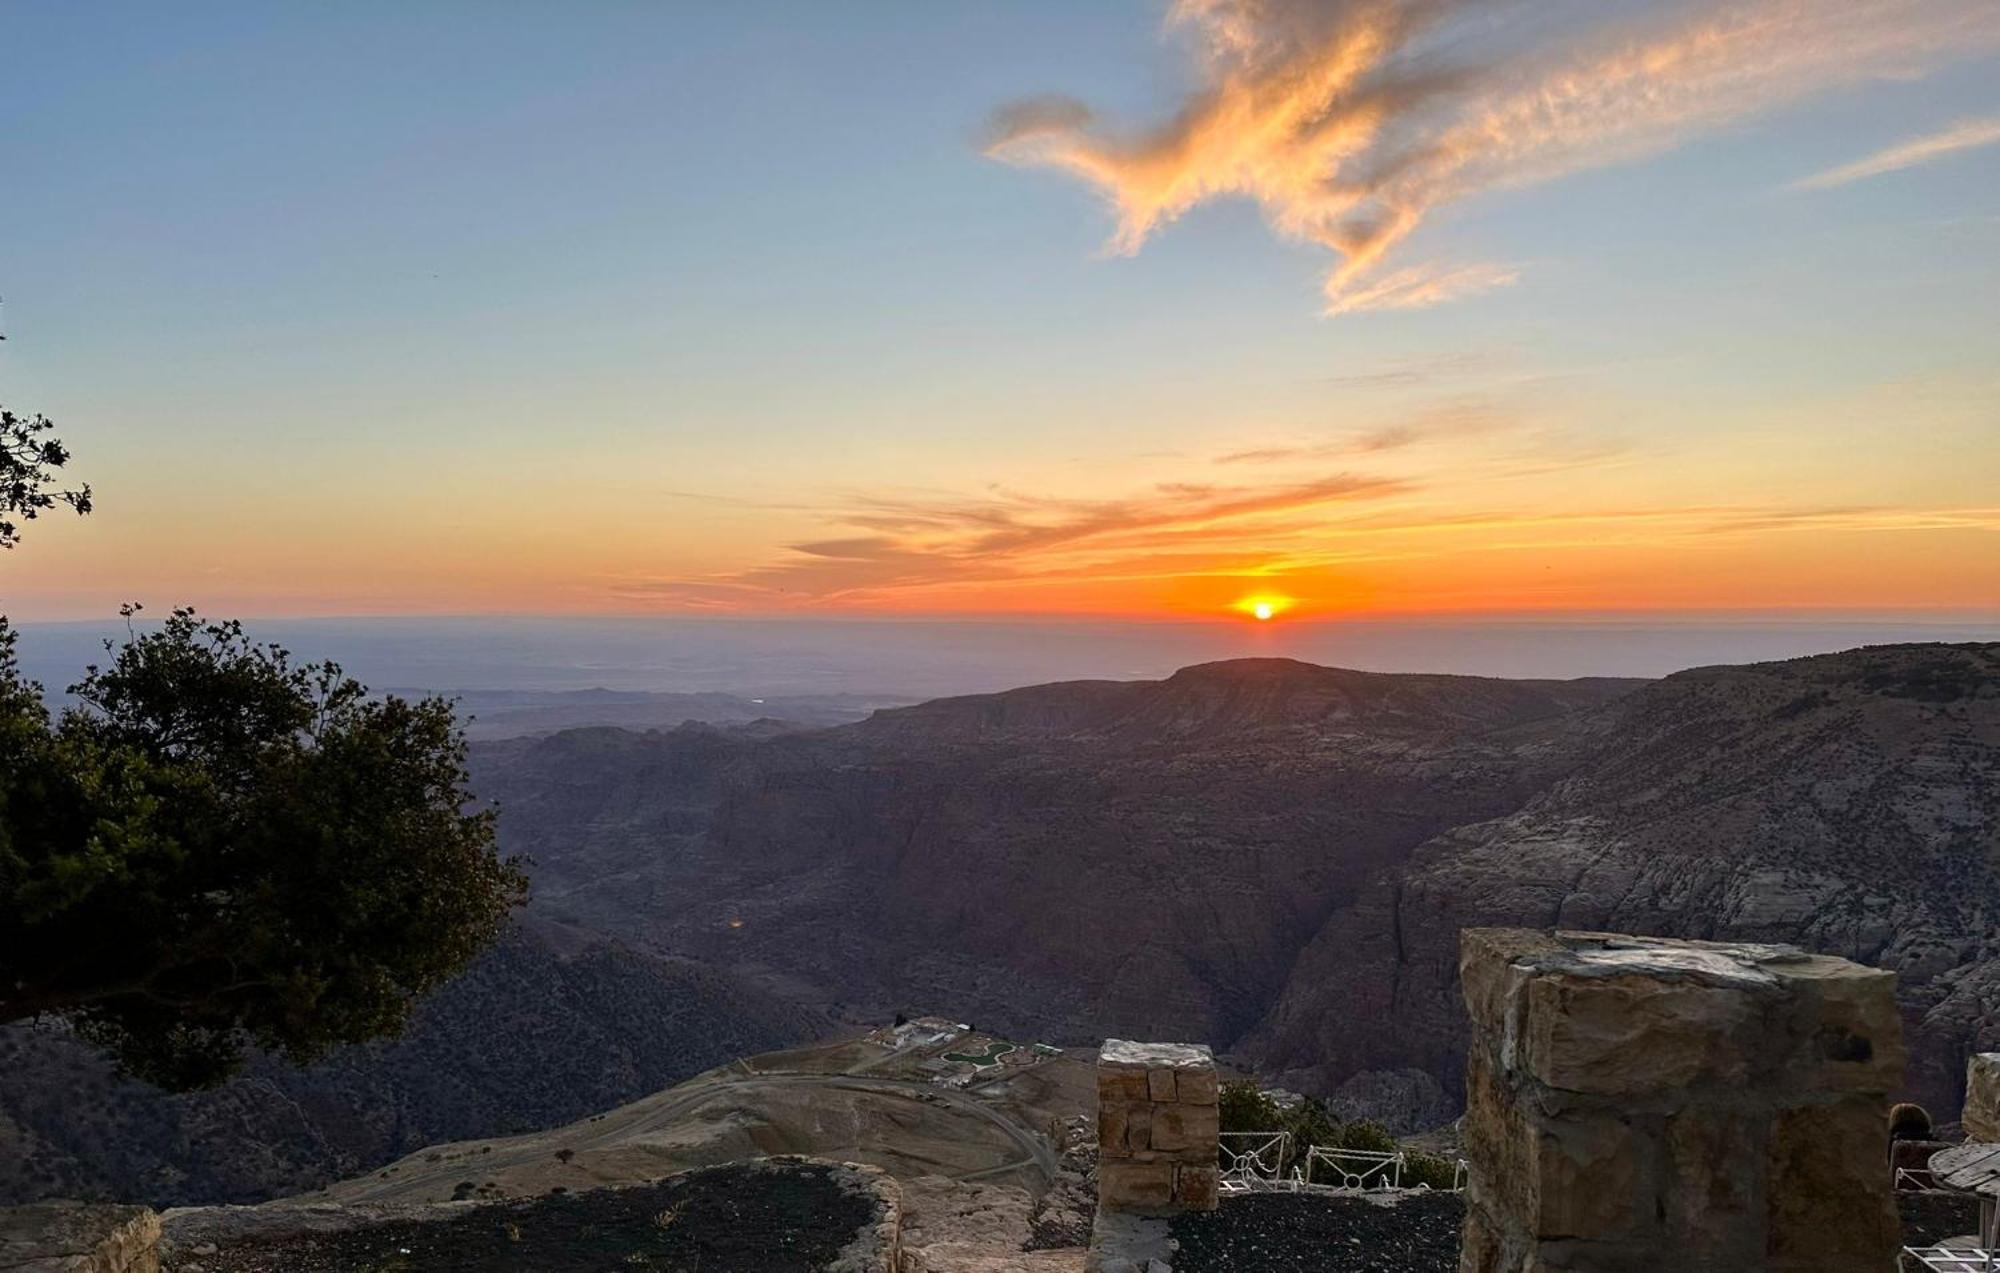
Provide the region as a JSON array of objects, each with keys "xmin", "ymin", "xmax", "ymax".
[
  {"xmin": 0, "ymin": 1203, "xmax": 159, "ymax": 1273},
  {"xmin": 1246, "ymin": 643, "xmax": 2000, "ymax": 1117},
  {"xmin": 1458, "ymin": 929, "xmax": 1903, "ymax": 1272},
  {"xmin": 1963, "ymin": 1053, "xmax": 2000, "ymax": 1141}
]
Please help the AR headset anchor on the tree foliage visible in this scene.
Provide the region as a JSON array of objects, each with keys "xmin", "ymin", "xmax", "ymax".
[
  {"xmin": 0, "ymin": 607, "xmax": 527, "ymax": 1089},
  {"xmin": 0, "ymin": 408, "xmax": 91, "ymax": 549}
]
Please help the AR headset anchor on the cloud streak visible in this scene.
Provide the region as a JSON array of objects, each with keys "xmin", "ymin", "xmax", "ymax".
[
  {"xmin": 986, "ymin": 0, "xmax": 1999, "ymax": 313},
  {"xmin": 1790, "ymin": 116, "xmax": 2000, "ymax": 191},
  {"xmin": 622, "ymin": 471, "xmax": 1412, "ymax": 606}
]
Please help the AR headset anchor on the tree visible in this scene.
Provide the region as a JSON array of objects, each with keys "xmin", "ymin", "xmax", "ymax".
[
  {"xmin": 0, "ymin": 607, "xmax": 528, "ymax": 1089},
  {"xmin": 0, "ymin": 407, "xmax": 91, "ymax": 549}
]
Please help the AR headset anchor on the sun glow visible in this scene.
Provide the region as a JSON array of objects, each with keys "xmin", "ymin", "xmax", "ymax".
[{"xmin": 1234, "ymin": 595, "xmax": 1294, "ymax": 622}]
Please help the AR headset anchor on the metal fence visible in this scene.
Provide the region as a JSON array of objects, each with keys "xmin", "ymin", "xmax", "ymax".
[
  {"xmin": 1903, "ymin": 1248, "xmax": 1998, "ymax": 1272},
  {"xmin": 1299, "ymin": 1145, "xmax": 1404, "ymax": 1191},
  {"xmin": 1219, "ymin": 1131, "xmax": 1291, "ymax": 1193},
  {"xmin": 1215, "ymin": 1132, "xmax": 1467, "ymax": 1196}
]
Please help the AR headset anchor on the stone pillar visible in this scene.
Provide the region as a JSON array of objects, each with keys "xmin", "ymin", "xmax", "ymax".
[
  {"xmin": 1096, "ymin": 1039, "xmax": 1219, "ymax": 1214},
  {"xmin": 1459, "ymin": 929, "xmax": 1903, "ymax": 1273},
  {"xmin": 1964, "ymin": 1053, "xmax": 2000, "ymax": 1142}
]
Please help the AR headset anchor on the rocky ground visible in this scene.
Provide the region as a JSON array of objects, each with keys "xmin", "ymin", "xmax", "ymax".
[
  {"xmin": 1167, "ymin": 1192, "xmax": 1463, "ymax": 1273},
  {"xmin": 165, "ymin": 1162, "xmax": 888, "ymax": 1273}
]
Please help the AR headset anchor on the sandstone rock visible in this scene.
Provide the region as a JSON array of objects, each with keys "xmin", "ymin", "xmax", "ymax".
[
  {"xmin": 1097, "ymin": 1162, "xmax": 1174, "ymax": 1211},
  {"xmin": 1174, "ymin": 1069, "xmax": 1217, "ymax": 1106},
  {"xmin": 1964, "ymin": 1053, "xmax": 2000, "ymax": 1141},
  {"xmin": 1147, "ymin": 1105, "xmax": 1216, "ymax": 1154},
  {"xmin": 1459, "ymin": 929, "xmax": 1903, "ymax": 1272},
  {"xmin": 1171, "ymin": 1164, "xmax": 1218, "ymax": 1210}
]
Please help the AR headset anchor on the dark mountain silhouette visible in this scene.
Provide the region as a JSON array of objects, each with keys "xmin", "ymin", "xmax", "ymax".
[
  {"xmin": 9, "ymin": 645, "xmax": 1995, "ymax": 1204},
  {"xmin": 483, "ymin": 647, "xmax": 1998, "ymax": 1120}
]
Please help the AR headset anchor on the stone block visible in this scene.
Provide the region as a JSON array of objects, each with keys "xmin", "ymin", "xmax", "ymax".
[
  {"xmin": 1520, "ymin": 965, "xmax": 1759, "ymax": 1094},
  {"xmin": 1098, "ymin": 1069, "xmax": 1151, "ymax": 1103},
  {"xmin": 1172, "ymin": 1164, "xmax": 1219, "ymax": 1210},
  {"xmin": 1149, "ymin": 1103, "xmax": 1217, "ymax": 1154},
  {"xmin": 1459, "ymin": 929, "xmax": 1903, "ymax": 1273},
  {"xmin": 1122, "ymin": 1102, "xmax": 1152, "ymax": 1153},
  {"xmin": 1965, "ymin": 1053, "xmax": 2000, "ymax": 1141},
  {"xmin": 1147, "ymin": 1069, "xmax": 1177, "ymax": 1102},
  {"xmin": 1099, "ymin": 1162, "xmax": 1176, "ymax": 1212},
  {"xmin": 1177, "ymin": 1067, "xmax": 1218, "ymax": 1105},
  {"xmin": 1530, "ymin": 1112, "xmax": 1649, "ymax": 1244},
  {"xmin": 1099, "ymin": 1102, "xmax": 1130, "ymax": 1156},
  {"xmin": 1100, "ymin": 1039, "xmax": 1213, "ymax": 1071},
  {"xmin": 1765, "ymin": 1099, "xmax": 1901, "ymax": 1271}
]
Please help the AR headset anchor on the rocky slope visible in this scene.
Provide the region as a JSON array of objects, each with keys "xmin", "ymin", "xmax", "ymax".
[
  {"xmin": 0, "ymin": 922, "xmax": 825, "ymax": 1206},
  {"xmin": 481, "ymin": 647, "xmax": 1998, "ymax": 1121},
  {"xmin": 477, "ymin": 663, "xmax": 1643, "ymax": 1050},
  {"xmin": 1239, "ymin": 643, "xmax": 2000, "ymax": 1114}
]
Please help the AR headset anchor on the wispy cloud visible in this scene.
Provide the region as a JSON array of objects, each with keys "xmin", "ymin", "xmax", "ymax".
[
  {"xmin": 1323, "ymin": 262, "xmax": 1521, "ymax": 315},
  {"xmin": 619, "ymin": 491, "xmax": 2000, "ymax": 609},
  {"xmin": 1215, "ymin": 398, "xmax": 1513, "ymax": 464},
  {"xmin": 986, "ymin": 0, "xmax": 1999, "ymax": 313},
  {"xmin": 1790, "ymin": 116, "xmax": 2000, "ymax": 191},
  {"xmin": 1322, "ymin": 350, "xmax": 1492, "ymax": 388},
  {"xmin": 619, "ymin": 471, "xmax": 1411, "ymax": 606}
]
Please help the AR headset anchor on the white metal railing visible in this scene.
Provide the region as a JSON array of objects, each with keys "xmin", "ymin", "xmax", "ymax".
[
  {"xmin": 1300, "ymin": 1145, "xmax": 1403, "ymax": 1191},
  {"xmin": 1219, "ymin": 1131, "xmax": 1291, "ymax": 1192},
  {"xmin": 1904, "ymin": 1247, "xmax": 1998, "ymax": 1272}
]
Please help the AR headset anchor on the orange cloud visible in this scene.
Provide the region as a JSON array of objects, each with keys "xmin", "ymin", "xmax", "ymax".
[
  {"xmin": 986, "ymin": 0, "xmax": 2000, "ymax": 313},
  {"xmin": 619, "ymin": 471, "xmax": 1412, "ymax": 608}
]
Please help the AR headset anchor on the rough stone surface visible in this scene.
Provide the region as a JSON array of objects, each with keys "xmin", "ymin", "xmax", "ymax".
[
  {"xmin": 0, "ymin": 1203, "xmax": 160, "ymax": 1273},
  {"xmin": 1964, "ymin": 1053, "xmax": 2000, "ymax": 1142},
  {"xmin": 1459, "ymin": 929, "xmax": 1904, "ymax": 1273},
  {"xmin": 1096, "ymin": 1040, "xmax": 1218, "ymax": 1220}
]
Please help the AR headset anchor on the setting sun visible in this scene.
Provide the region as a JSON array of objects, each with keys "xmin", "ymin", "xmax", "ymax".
[{"xmin": 1234, "ymin": 595, "xmax": 1294, "ymax": 622}]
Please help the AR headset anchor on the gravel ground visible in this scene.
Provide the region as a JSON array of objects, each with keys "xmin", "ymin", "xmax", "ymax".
[
  {"xmin": 183, "ymin": 1162, "xmax": 876, "ymax": 1272},
  {"xmin": 1162, "ymin": 1187, "xmax": 1975, "ymax": 1271},
  {"xmin": 1169, "ymin": 1192, "xmax": 1463, "ymax": 1273}
]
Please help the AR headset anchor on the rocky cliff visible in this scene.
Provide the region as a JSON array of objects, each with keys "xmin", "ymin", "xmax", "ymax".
[
  {"xmin": 486, "ymin": 647, "xmax": 1998, "ymax": 1121},
  {"xmin": 1240, "ymin": 644, "xmax": 2000, "ymax": 1114},
  {"xmin": 480, "ymin": 662, "xmax": 1643, "ymax": 1051}
]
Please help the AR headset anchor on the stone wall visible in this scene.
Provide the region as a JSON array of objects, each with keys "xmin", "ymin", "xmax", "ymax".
[
  {"xmin": 1459, "ymin": 929, "xmax": 1903, "ymax": 1273},
  {"xmin": 1963, "ymin": 1053, "xmax": 2000, "ymax": 1142},
  {"xmin": 0, "ymin": 1204, "xmax": 160, "ymax": 1273},
  {"xmin": 1096, "ymin": 1039, "xmax": 1219, "ymax": 1215}
]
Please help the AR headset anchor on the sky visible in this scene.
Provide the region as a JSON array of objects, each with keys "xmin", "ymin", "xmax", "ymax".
[{"xmin": 2, "ymin": 1, "xmax": 1998, "ymax": 624}]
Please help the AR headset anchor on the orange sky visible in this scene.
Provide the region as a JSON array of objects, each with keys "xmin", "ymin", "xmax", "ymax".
[{"xmin": 4, "ymin": 2, "xmax": 1998, "ymax": 623}]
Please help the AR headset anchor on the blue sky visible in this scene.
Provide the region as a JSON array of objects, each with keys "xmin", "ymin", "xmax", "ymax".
[{"xmin": 2, "ymin": 2, "xmax": 1997, "ymax": 620}]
